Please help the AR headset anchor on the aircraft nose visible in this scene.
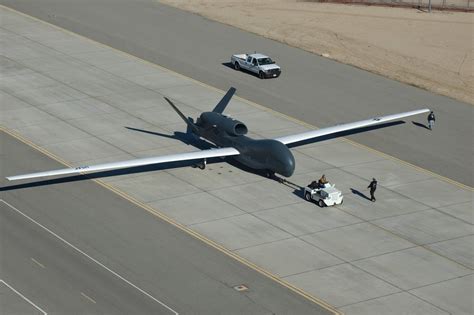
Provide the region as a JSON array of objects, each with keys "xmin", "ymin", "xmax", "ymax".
[
  {"xmin": 276, "ymin": 146, "xmax": 295, "ymax": 177},
  {"xmin": 279, "ymin": 152, "xmax": 295, "ymax": 177}
]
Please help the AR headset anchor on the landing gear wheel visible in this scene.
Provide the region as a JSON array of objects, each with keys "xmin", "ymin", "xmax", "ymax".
[
  {"xmin": 259, "ymin": 71, "xmax": 265, "ymax": 79},
  {"xmin": 198, "ymin": 158, "xmax": 207, "ymax": 170},
  {"xmin": 234, "ymin": 62, "xmax": 240, "ymax": 70},
  {"xmin": 265, "ymin": 170, "xmax": 274, "ymax": 179},
  {"xmin": 318, "ymin": 199, "xmax": 326, "ymax": 207},
  {"xmin": 305, "ymin": 192, "xmax": 312, "ymax": 202}
]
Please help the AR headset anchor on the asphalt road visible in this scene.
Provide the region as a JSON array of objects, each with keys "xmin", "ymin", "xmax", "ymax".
[
  {"xmin": 1, "ymin": 0, "xmax": 472, "ymax": 186},
  {"xmin": 0, "ymin": 131, "xmax": 332, "ymax": 315},
  {"xmin": 0, "ymin": 201, "xmax": 175, "ymax": 315}
]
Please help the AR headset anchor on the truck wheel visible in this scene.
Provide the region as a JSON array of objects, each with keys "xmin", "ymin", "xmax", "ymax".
[
  {"xmin": 259, "ymin": 71, "xmax": 265, "ymax": 79},
  {"xmin": 234, "ymin": 62, "xmax": 240, "ymax": 70},
  {"xmin": 318, "ymin": 199, "xmax": 326, "ymax": 207},
  {"xmin": 305, "ymin": 192, "xmax": 312, "ymax": 202}
]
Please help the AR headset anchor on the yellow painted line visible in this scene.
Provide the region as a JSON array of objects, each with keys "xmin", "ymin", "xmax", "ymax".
[
  {"xmin": 81, "ymin": 292, "xmax": 97, "ymax": 304},
  {"xmin": 31, "ymin": 257, "xmax": 45, "ymax": 269},
  {"xmin": 1, "ymin": 4, "xmax": 470, "ymax": 192},
  {"xmin": 1, "ymin": 125, "xmax": 341, "ymax": 314}
]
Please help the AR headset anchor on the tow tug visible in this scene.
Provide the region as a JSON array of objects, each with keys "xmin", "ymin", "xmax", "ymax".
[{"xmin": 304, "ymin": 182, "xmax": 343, "ymax": 207}]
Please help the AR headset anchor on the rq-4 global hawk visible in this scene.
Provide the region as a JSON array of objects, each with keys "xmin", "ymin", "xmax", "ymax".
[{"xmin": 7, "ymin": 87, "xmax": 429, "ymax": 181}]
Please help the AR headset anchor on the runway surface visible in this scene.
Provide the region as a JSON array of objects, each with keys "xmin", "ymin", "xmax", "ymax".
[
  {"xmin": 0, "ymin": 132, "xmax": 331, "ymax": 314},
  {"xmin": 0, "ymin": 0, "xmax": 472, "ymax": 186}
]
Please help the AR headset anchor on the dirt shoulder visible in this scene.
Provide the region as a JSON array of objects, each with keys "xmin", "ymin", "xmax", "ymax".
[{"xmin": 161, "ymin": 0, "xmax": 473, "ymax": 104}]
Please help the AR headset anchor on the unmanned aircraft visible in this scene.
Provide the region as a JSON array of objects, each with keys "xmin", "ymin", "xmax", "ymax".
[{"xmin": 7, "ymin": 87, "xmax": 429, "ymax": 181}]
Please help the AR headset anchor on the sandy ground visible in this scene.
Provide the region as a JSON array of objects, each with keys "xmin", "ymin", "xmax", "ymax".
[{"xmin": 161, "ymin": 0, "xmax": 474, "ymax": 104}]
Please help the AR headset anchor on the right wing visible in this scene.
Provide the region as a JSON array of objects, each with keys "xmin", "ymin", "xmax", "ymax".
[
  {"xmin": 275, "ymin": 109, "xmax": 429, "ymax": 146},
  {"xmin": 6, "ymin": 147, "xmax": 240, "ymax": 181}
]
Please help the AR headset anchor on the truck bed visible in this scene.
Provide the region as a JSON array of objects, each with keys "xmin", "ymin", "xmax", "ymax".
[{"xmin": 232, "ymin": 54, "xmax": 247, "ymax": 61}]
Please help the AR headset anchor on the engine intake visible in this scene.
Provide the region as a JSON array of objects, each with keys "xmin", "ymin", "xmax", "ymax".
[{"xmin": 200, "ymin": 112, "xmax": 248, "ymax": 136}]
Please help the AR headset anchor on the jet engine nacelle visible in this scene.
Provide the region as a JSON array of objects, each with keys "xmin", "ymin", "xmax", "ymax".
[{"xmin": 200, "ymin": 112, "xmax": 248, "ymax": 136}]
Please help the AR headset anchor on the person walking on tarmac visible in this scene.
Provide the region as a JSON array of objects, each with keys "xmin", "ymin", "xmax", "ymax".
[
  {"xmin": 368, "ymin": 178, "xmax": 377, "ymax": 202},
  {"xmin": 427, "ymin": 111, "xmax": 436, "ymax": 130}
]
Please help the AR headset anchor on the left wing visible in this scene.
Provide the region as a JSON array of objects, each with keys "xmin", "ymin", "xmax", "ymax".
[
  {"xmin": 6, "ymin": 147, "xmax": 240, "ymax": 181},
  {"xmin": 275, "ymin": 109, "xmax": 429, "ymax": 146}
]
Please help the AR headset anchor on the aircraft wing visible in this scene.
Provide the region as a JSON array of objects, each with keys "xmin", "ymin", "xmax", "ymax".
[
  {"xmin": 275, "ymin": 109, "xmax": 430, "ymax": 146},
  {"xmin": 6, "ymin": 147, "xmax": 240, "ymax": 181}
]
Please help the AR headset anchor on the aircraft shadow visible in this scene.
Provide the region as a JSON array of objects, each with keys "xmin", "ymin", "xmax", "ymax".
[
  {"xmin": 0, "ymin": 158, "xmax": 227, "ymax": 192},
  {"xmin": 2, "ymin": 127, "xmax": 264, "ymax": 191},
  {"xmin": 350, "ymin": 188, "xmax": 371, "ymax": 201},
  {"xmin": 126, "ymin": 127, "xmax": 287, "ymax": 181},
  {"xmin": 124, "ymin": 126, "xmax": 214, "ymax": 150}
]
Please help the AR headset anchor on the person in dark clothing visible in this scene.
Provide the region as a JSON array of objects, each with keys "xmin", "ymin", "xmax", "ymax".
[
  {"xmin": 309, "ymin": 180, "xmax": 318, "ymax": 189},
  {"xmin": 427, "ymin": 111, "xmax": 435, "ymax": 130},
  {"xmin": 368, "ymin": 178, "xmax": 377, "ymax": 202}
]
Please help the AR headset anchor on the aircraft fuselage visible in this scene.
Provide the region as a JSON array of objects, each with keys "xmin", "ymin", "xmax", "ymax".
[{"xmin": 194, "ymin": 113, "xmax": 296, "ymax": 177}]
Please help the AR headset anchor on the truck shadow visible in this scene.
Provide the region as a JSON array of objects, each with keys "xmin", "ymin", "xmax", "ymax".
[
  {"xmin": 221, "ymin": 62, "xmax": 261, "ymax": 79},
  {"xmin": 291, "ymin": 187, "xmax": 306, "ymax": 199}
]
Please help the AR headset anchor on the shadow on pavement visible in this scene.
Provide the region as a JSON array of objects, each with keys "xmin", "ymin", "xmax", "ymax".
[
  {"xmin": 350, "ymin": 188, "xmax": 371, "ymax": 201},
  {"xmin": 412, "ymin": 121, "xmax": 429, "ymax": 130}
]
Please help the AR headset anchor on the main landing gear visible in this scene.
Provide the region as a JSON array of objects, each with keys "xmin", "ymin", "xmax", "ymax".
[{"xmin": 193, "ymin": 158, "xmax": 207, "ymax": 170}]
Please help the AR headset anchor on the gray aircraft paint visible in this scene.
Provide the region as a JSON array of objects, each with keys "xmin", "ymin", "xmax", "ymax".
[{"xmin": 166, "ymin": 88, "xmax": 296, "ymax": 177}]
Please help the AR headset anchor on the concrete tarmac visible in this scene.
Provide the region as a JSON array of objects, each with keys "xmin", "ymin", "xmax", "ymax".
[
  {"xmin": 0, "ymin": 132, "xmax": 332, "ymax": 315},
  {"xmin": 0, "ymin": 0, "xmax": 472, "ymax": 186},
  {"xmin": 1, "ymin": 7, "xmax": 472, "ymax": 314}
]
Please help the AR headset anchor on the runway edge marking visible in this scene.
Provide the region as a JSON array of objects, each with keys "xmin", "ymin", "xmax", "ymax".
[
  {"xmin": 1, "ymin": 279, "xmax": 48, "ymax": 315},
  {"xmin": 1, "ymin": 4, "xmax": 470, "ymax": 192},
  {"xmin": 0, "ymin": 199, "xmax": 179, "ymax": 315},
  {"xmin": 0, "ymin": 128, "xmax": 340, "ymax": 315}
]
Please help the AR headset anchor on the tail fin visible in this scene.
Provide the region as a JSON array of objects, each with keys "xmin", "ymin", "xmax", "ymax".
[
  {"xmin": 164, "ymin": 97, "xmax": 198, "ymax": 132},
  {"xmin": 212, "ymin": 87, "xmax": 236, "ymax": 114}
]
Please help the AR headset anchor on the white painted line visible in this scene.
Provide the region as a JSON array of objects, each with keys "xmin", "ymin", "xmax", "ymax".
[
  {"xmin": 1, "ymin": 279, "xmax": 48, "ymax": 315},
  {"xmin": 31, "ymin": 257, "xmax": 46, "ymax": 268},
  {"xmin": 81, "ymin": 292, "xmax": 97, "ymax": 304},
  {"xmin": 0, "ymin": 199, "xmax": 178, "ymax": 315}
]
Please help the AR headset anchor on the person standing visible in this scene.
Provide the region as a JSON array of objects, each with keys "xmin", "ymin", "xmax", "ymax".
[
  {"xmin": 368, "ymin": 178, "xmax": 377, "ymax": 202},
  {"xmin": 427, "ymin": 111, "xmax": 436, "ymax": 130}
]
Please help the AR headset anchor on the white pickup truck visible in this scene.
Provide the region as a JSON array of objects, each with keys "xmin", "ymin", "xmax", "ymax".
[{"xmin": 231, "ymin": 53, "xmax": 281, "ymax": 79}]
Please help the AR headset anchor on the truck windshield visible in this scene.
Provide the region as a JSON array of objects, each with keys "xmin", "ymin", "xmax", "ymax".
[{"xmin": 258, "ymin": 57, "xmax": 274, "ymax": 65}]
